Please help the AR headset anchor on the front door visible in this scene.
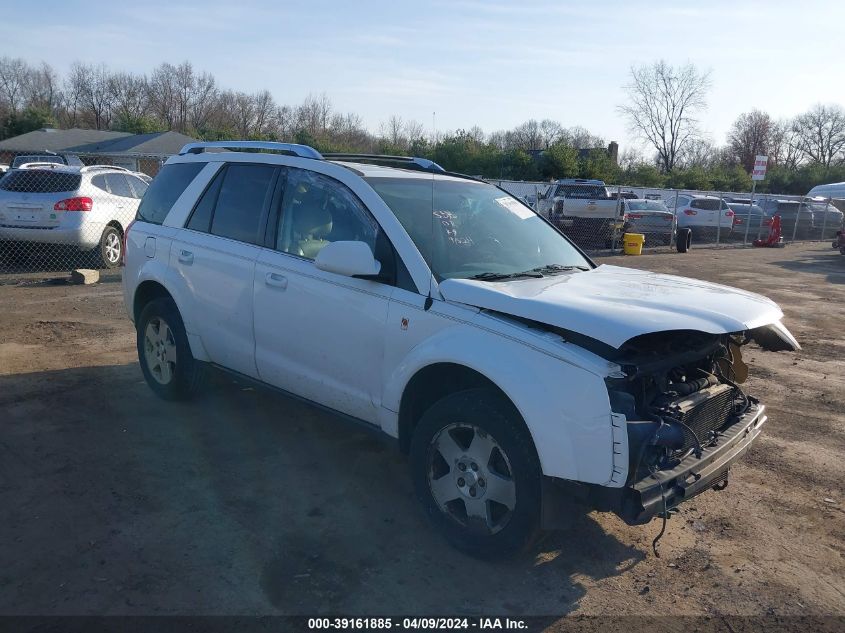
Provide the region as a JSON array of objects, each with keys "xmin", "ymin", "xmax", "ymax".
[{"xmin": 253, "ymin": 167, "xmax": 391, "ymax": 423}]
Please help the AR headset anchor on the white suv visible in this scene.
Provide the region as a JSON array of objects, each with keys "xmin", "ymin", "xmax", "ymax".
[
  {"xmin": 0, "ymin": 164, "xmax": 149, "ymax": 267},
  {"xmin": 123, "ymin": 141, "xmax": 799, "ymax": 558}
]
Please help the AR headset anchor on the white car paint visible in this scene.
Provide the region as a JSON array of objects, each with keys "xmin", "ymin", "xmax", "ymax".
[
  {"xmin": 439, "ymin": 264, "xmax": 784, "ymax": 349},
  {"xmin": 123, "ymin": 147, "xmax": 796, "ymax": 494}
]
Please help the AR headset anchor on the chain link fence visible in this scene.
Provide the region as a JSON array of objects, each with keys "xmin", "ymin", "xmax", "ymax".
[
  {"xmin": 0, "ymin": 150, "xmax": 160, "ymax": 275},
  {"xmin": 1, "ymin": 150, "xmax": 844, "ymax": 277},
  {"xmin": 488, "ymin": 179, "xmax": 845, "ymax": 254}
]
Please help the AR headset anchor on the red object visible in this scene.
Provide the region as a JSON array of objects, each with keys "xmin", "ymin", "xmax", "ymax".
[
  {"xmin": 54, "ymin": 197, "xmax": 93, "ymax": 211},
  {"xmin": 753, "ymin": 214, "xmax": 782, "ymax": 247},
  {"xmin": 683, "ymin": 209, "xmax": 696, "ymax": 216}
]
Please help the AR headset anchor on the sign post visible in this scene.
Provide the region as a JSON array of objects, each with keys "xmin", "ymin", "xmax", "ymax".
[{"xmin": 745, "ymin": 155, "xmax": 768, "ymax": 244}]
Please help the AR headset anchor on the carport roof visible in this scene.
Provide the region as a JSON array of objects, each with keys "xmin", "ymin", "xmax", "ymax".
[{"xmin": 0, "ymin": 128, "xmax": 199, "ymax": 156}]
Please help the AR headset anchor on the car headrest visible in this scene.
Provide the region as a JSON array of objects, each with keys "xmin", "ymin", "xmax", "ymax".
[{"xmin": 294, "ymin": 202, "xmax": 332, "ymax": 239}]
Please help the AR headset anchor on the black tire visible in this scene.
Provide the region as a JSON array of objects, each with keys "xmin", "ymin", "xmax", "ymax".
[
  {"xmin": 676, "ymin": 227, "xmax": 692, "ymax": 253},
  {"xmin": 98, "ymin": 225, "xmax": 123, "ymax": 269},
  {"xmin": 136, "ymin": 297, "xmax": 206, "ymax": 401},
  {"xmin": 410, "ymin": 387, "xmax": 542, "ymax": 559}
]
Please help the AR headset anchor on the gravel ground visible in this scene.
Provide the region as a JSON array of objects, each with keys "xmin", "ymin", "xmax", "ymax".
[{"xmin": 0, "ymin": 243, "xmax": 843, "ymax": 621}]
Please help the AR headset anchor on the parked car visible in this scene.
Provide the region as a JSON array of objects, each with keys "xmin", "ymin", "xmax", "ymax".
[
  {"xmin": 726, "ymin": 203, "xmax": 771, "ymax": 241},
  {"xmin": 609, "ymin": 190, "xmax": 639, "ymax": 200},
  {"xmin": 540, "ymin": 179, "xmax": 623, "ymax": 248},
  {"xmin": 0, "ymin": 163, "xmax": 8, "ymax": 176},
  {"xmin": 757, "ymin": 199, "xmax": 816, "ymax": 241},
  {"xmin": 804, "ymin": 196, "xmax": 844, "ymax": 239},
  {"xmin": 123, "ymin": 141, "xmax": 799, "ymax": 558},
  {"xmin": 621, "ymin": 198, "xmax": 676, "ymax": 245},
  {"xmin": 670, "ymin": 194, "xmax": 734, "ymax": 242},
  {"xmin": 10, "ymin": 153, "xmax": 83, "ymax": 169},
  {"xmin": 0, "ymin": 164, "xmax": 148, "ymax": 267}
]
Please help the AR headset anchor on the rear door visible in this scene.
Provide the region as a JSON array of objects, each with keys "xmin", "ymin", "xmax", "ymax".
[
  {"xmin": 170, "ymin": 162, "xmax": 279, "ymax": 378},
  {"xmin": 103, "ymin": 173, "xmax": 140, "ymax": 228}
]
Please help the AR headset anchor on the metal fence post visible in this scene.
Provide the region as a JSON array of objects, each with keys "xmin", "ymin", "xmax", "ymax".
[
  {"xmin": 743, "ymin": 181, "xmax": 756, "ymax": 245},
  {"xmin": 820, "ymin": 197, "xmax": 831, "ymax": 241},
  {"xmin": 611, "ymin": 184, "xmax": 623, "ymax": 253},
  {"xmin": 671, "ymin": 190, "xmax": 680, "ymax": 249},
  {"xmin": 716, "ymin": 192, "xmax": 723, "ymax": 246},
  {"xmin": 534, "ymin": 184, "xmax": 539, "ymax": 212},
  {"xmin": 758, "ymin": 193, "xmax": 768, "ymax": 242},
  {"xmin": 791, "ymin": 199, "xmax": 801, "ymax": 243}
]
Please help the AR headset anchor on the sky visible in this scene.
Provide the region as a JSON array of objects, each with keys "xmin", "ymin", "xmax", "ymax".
[{"xmin": 1, "ymin": 0, "xmax": 843, "ymax": 153}]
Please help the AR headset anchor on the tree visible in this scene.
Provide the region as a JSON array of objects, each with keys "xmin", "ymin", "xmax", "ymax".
[
  {"xmin": 768, "ymin": 119, "xmax": 802, "ymax": 170},
  {"xmin": 619, "ymin": 60, "xmax": 711, "ymax": 173},
  {"xmin": 792, "ymin": 104, "xmax": 845, "ymax": 170},
  {"xmin": 728, "ymin": 110, "xmax": 772, "ymax": 172},
  {"xmin": 0, "ymin": 57, "xmax": 29, "ymax": 115}
]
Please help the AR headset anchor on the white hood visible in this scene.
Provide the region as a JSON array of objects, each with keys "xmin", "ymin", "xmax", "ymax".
[{"xmin": 439, "ymin": 264, "xmax": 787, "ymax": 349}]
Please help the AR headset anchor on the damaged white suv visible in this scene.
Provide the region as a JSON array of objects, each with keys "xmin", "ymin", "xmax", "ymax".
[{"xmin": 123, "ymin": 142, "xmax": 799, "ymax": 558}]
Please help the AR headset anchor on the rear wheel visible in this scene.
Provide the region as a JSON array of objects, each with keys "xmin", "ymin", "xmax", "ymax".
[
  {"xmin": 676, "ymin": 228, "xmax": 692, "ymax": 253},
  {"xmin": 410, "ymin": 388, "xmax": 541, "ymax": 559},
  {"xmin": 137, "ymin": 297, "xmax": 206, "ymax": 400},
  {"xmin": 98, "ymin": 225, "xmax": 122, "ymax": 269}
]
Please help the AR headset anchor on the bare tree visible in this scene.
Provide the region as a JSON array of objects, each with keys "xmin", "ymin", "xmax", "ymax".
[
  {"xmin": 539, "ymin": 119, "xmax": 564, "ymax": 148},
  {"xmin": 25, "ymin": 62, "xmax": 59, "ymax": 112},
  {"xmin": 728, "ymin": 109, "xmax": 772, "ymax": 172},
  {"xmin": 109, "ymin": 71, "xmax": 148, "ymax": 128},
  {"xmin": 792, "ymin": 103, "xmax": 845, "ymax": 169},
  {"xmin": 509, "ymin": 119, "xmax": 543, "ymax": 151},
  {"xmin": 188, "ymin": 71, "xmax": 216, "ymax": 133},
  {"xmin": 768, "ymin": 119, "xmax": 802, "ymax": 170},
  {"xmin": 563, "ymin": 126, "xmax": 604, "ymax": 149},
  {"xmin": 147, "ymin": 63, "xmax": 178, "ymax": 130},
  {"xmin": 676, "ymin": 137, "xmax": 718, "ymax": 169},
  {"xmin": 619, "ymin": 60, "xmax": 711, "ymax": 172},
  {"xmin": 381, "ymin": 114, "xmax": 406, "ymax": 148},
  {"xmin": 252, "ymin": 89, "xmax": 275, "ymax": 137},
  {"xmin": 68, "ymin": 62, "xmax": 112, "ymax": 130},
  {"xmin": 0, "ymin": 57, "xmax": 30, "ymax": 114}
]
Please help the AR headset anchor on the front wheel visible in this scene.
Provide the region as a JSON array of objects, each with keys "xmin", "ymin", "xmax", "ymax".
[
  {"xmin": 136, "ymin": 297, "xmax": 207, "ymax": 400},
  {"xmin": 410, "ymin": 388, "xmax": 541, "ymax": 559}
]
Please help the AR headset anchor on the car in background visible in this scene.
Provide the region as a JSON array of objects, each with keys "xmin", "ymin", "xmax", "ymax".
[
  {"xmin": 670, "ymin": 194, "xmax": 734, "ymax": 242},
  {"xmin": 621, "ymin": 198, "xmax": 676, "ymax": 245},
  {"xmin": 0, "ymin": 164, "xmax": 8, "ymax": 177},
  {"xmin": 0, "ymin": 164, "xmax": 148, "ymax": 268},
  {"xmin": 609, "ymin": 190, "xmax": 639, "ymax": 200},
  {"xmin": 804, "ymin": 197, "xmax": 843, "ymax": 239},
  {"xmin": 132, "ymin": 171, "xmax": 153, "ymax": 185},
  {"xmin": 757, "ymin": 199, "xmax": 817, "ymax": 241},
  {"xmin": 10, "ymin": 153, "xmax": 83, "ymax": 169},
  {"xmin": 726, "ymin": 202, "xmax": 771, "ymax": 240}
]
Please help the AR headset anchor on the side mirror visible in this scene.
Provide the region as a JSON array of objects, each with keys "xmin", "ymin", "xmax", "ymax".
[{"xmin": 314, "ymin": 241, "xmax": 381, "ymax": 278}]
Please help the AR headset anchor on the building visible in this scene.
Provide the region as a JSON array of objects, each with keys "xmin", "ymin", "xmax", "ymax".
[{"xmin": 0, "ymin": 128, "xmax": 199, "ymax": 176}]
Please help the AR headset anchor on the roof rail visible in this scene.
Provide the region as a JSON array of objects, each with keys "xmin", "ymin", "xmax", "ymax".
[
  {"xmin": 80, "ymin": 165, "xmax": 132, "ymax": 173},
  {"xmin": 179, "ymin": 141, "xmax": 323, "ymax": 160},
  {"xmin": 323, "ymin": 153, "xmax": 445, "ymax": 173}
]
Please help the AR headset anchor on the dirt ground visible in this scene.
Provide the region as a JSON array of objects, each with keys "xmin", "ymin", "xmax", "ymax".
[{"xmin": 0, "ymin": 243, "xmax": 843, "ymax": 620}]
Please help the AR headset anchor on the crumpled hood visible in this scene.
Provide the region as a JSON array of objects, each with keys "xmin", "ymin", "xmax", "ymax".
[{"xmin": 439, "ymin": 264, "xmax": 786, "ymax": 349}]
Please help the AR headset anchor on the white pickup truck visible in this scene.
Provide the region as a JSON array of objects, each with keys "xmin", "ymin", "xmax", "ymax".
[{"xmin": 539, "ymin": 179, "xmax": 623, "ymax": 247}]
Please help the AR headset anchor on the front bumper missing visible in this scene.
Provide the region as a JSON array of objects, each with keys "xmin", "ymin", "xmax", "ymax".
[
  {"xmin": 540, "ymin": 402, "xmax": 767, "ymax": 530},
  {"xmin": 618, "ymin": 402, "xmax": 766, "ymax": 525}
]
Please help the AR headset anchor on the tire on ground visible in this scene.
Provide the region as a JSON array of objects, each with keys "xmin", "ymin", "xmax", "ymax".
[
  {"xmin": 677, "ymin": 227, "xmax": 692, "ymax": 253},
  {"xmin": 136, "ymin": 297, "xmax": 207, "ymax": 401},
  {"xmin": 410, "ymin": 387, "xmax": 542, "ymax": 559}
]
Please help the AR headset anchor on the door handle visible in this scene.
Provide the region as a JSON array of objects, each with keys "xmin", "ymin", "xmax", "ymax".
[
  {"xmin": 178, "ymin": 250, "xmax": 193, "ymax": 264},
  {"xmin": 265, "ymin": 272, "xmax": 288, "ymax": 289}
]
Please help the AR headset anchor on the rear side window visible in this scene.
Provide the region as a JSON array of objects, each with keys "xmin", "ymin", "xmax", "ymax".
[
  {"xmin": 186, "ymin": 170, "xmax": 224, "ymax": 233},
  {"xmin": 0, "ymin": 170, "xmax": 81, "ymax": 193},
  {"xmin": 691, "ymin": 198, "xmax": 721, "ymax": 211},
  {"xmin": 126, "ymin": 175, "xmax": 148, "ymax": 198},
  {"xmin": 136, "ymin": 162, "xmax": 204, "ymax": 225},
  {"xmin": 90, "ymin": 174, "xmax": 109, "ymax": 193},
  {"xmin": 105, "ymin": 173, "xmax": 134, "ymax": 198},
  {"xmin": 210, "ymin": 164, "xmax": 276, "ymax": 244}
]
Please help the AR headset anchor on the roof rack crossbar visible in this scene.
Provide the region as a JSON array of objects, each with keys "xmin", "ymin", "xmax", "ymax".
[
  {"xmin": 322, "ymin": 153, "xmax": 445, "ymax": 173},
  {"xmin": 179, "ymin": 141, "xmax": 323, "ymax": 160}
]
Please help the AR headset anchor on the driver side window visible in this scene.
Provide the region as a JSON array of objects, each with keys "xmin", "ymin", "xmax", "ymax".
[{"xmin": 276, "ymin": 168, "xmax": 378, "ymax": 260}]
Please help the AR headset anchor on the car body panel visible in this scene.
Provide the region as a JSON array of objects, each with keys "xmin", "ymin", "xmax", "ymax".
[{"xmin": 438, "ymin": 265, "xmax": 784, "ymax": 349}]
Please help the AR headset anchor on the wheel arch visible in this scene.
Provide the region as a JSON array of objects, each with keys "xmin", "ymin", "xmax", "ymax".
[
  {"xmin": 397, "ymin": 362, "xmax": 527, "ymax": 455},
  {"xmin": 133, "ymin": 279, "xmax": 174, "ymax": 323}
]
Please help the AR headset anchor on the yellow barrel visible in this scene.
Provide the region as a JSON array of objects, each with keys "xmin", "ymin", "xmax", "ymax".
[{"xmin": 623, "ymin": 232, "xmax": 645, "ymax": 255}]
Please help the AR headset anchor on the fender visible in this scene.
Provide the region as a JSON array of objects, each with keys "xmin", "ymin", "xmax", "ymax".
[
  {"xmin": 131, "ymin": 252, "xmax": 211, "ymax": 363},
  {"xmin": 382, "ymin": 322, "xmax": 620, "ymax": 486}
]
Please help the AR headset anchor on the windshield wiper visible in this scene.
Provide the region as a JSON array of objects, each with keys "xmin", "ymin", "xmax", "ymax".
[
  {"xmin": 531, "ymin": 264, "xmax": 590, "ymax": 274},
  {"xmin": 467, "ymin": 271, "xmax": 544, "ymax": 281}
]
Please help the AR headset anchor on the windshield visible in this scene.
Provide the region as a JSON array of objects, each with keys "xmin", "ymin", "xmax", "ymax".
[
  {"xmin": 366, "ymin": 177, "xmax": 592, "ymax": 280},
  {"xmin": 627, "ymin": 200, "xmax": 668, "ymax": 212}
]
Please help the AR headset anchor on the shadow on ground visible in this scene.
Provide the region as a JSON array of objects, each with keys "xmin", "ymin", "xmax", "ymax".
[{"xmin": 0, "ymin": 364, "xmax": 641, "ymax": 615}]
